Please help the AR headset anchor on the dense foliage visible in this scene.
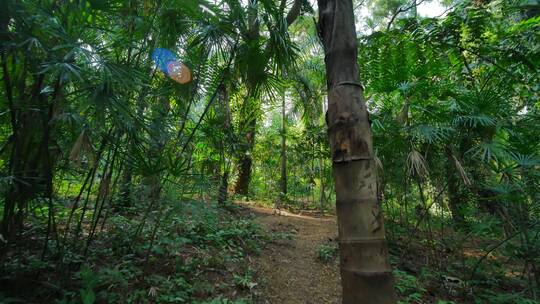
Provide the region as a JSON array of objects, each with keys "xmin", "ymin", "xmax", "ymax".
[{"xmin": 0, "ymin": 0, "xmax": 538, "ymax": 303}]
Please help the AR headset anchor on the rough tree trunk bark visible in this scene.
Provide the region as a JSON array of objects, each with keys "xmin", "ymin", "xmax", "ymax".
[
  {"xmin": 234, "ymin": 127, "xmax": 255, "ymax": 196},
  {"xmin": 317, "ymin": 0, "xmax": 397, "ymax": 302}
]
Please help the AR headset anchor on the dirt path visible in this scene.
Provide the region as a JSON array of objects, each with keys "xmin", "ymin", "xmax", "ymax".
[{"xmin": 246, "ymin": 205, "xmax": 341, "ymax": 304}]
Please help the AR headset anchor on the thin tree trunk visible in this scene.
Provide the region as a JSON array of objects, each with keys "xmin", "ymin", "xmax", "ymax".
[
  {"xmin": 317, "ymin": 0, "xmax": 397, "ymax": 302},
  {"xmin": 319, "ymin": 156, "xmax": 326, "ymax": 214},
  {"xmin": 218, "ymin": 84, "xmax": 231, "ymax": 205},
  {"xmin": 280, "ymin": 89, "xmax": 287, "ymax": 201}
]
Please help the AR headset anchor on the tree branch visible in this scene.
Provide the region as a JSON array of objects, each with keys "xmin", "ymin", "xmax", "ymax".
[
  {"xmin": 386, "ymin": 0, "xmax": 427, "ymax": 31},
  {"xmin": 354, "ymin": 0, "xmax": 368, "ymax": 11}
]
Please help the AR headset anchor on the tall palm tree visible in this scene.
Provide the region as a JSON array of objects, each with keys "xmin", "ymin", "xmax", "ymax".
[
  {"xmin": 233, "ymin": 0, "xmax": 305, "ymax": 195},
  {"xmin": 317, "ymin": 0, "xmax": 397, "ymax": 302}
]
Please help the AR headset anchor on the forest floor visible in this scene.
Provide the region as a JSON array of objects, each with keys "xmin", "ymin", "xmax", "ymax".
[
  {"xmin": 242, "ymin": 203, "xmax": 342, "ymax": 304},
  {"xmin": 240, "ymin": 201, "xmax": 537, "ymax": 304},
  {"xmin": 2, "ymin": 199, "xmax": 532, "ymax": 303}
]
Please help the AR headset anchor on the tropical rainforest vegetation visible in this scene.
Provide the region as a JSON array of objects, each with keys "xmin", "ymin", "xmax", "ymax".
[{"xmin": 0, "ymin": 0, "xmax": 539, "ymax": 303}]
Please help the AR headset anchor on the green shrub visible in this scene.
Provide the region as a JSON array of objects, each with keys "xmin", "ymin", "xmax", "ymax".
[{"xmin": 316, "ymin": 243, "xmax": 338, "ymax": 263}]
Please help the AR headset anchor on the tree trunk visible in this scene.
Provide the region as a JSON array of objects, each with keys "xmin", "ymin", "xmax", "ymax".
[
  {"xmin": 234, "ymin": 149, "xmax": 253, "ymax": 196},
  {"xmin": 1, "ymin": 71, "xmax": 54, "ymax": 238},
  {"xmin": 317, "ymin": 0, "xmax": 397, "ymax": 303},
  {"xmin": 280, "ymin": 89, "xmax": 287, "ymax": 201},
  {"xmin": 218, "ymin": 172, "xmax": 229, "ymax": 205},
  {"xmin": 233, "ymin": 0, "xmax": 303, "ymax": 197},
  {"xmin": 234, "ymin": 0, "xmax": 260, "ymax": 196},
  {"xmin": 218, "ymin": 84, "xmax": 231, "ymax": 205},
  {"xmin": 234, "ymin": 104, "xmax": 256, "ymax": 197},
  {"xmin": 319, "ymin": 156, "xmax": 326, "ymax": 213}
]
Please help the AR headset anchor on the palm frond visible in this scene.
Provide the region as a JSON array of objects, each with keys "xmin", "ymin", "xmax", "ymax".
[
  {"xmin": 407, "ymin": 150, "xmax": 429, "ymax": 178},
  {"xmin": 451, "ymin": 155, "xmax": 471, "ymax": 186}
]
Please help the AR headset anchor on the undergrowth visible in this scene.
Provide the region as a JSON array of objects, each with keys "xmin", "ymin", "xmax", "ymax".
[
  {"xmin": 315, "ymin": 243, "xmax": 338, "ymax": 263},
  {"xmin": 311, "ymin": 214, "xmax": 539, "ymax": 304},
  {"xmin": 0, "ymin": 200, "xmax": 266, "ymax": 303}
]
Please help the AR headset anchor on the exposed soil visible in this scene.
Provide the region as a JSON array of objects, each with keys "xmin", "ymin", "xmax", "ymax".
[{"xmin": 245, "ymin": 204, "xmax": 342, "ymax": 304}]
